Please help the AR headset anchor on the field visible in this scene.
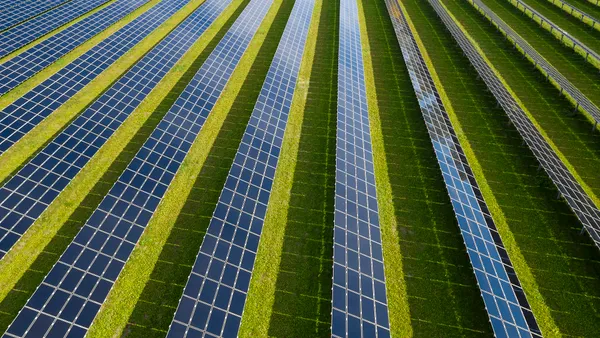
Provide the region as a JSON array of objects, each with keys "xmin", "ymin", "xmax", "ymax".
[{"xmin": 0, "ymin": 0, "xmax": 599, "ymax": 336}]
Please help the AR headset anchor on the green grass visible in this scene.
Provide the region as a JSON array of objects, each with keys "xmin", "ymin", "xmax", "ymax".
[
  {"xmin": 0, "ymin": 0, "xmax": 210, "ymax": 185},
  {"xmin": 500, "ymin": 0, "xmax": 600, "ymax": 67},
  {"xmin": 544, "ymin": 0, "xmax": 600, "ymax": 29},
  {"xmin": 259, "ymin": 0, "xmax": 336, "ymax": 336},
  {"xmin": 112, "ymin": 1, "xmax": 296, "ymax": 336},
  {"xmin": 407, "ymin": 0, "xmax": 600, "ymax": 335},
  {"xmin": 474, "ymin": 0, "xmax": 600, "ymax": 110},
  {"xmin": 517, "ymin": 0, "xmax": 600, "ymax": 47},
  {"xmin": 238, "ymin": 0, "xmax": 321, "ymax": 335},
  {"xmin": 362, "ymin": 0, "xmax": 495, "ymax": 336},
  {"xmin": 445, "ymin": 0, "xmax": 600, "ymax": 220},
  {"xmin": 0, "ymin": 0, "xmax": 119, "ymax": 61},
  {"xmin": 0, "ymin": 0, "xmax": 243, "ymax": 332},
  {"xmin": 358, "ymin": 0, "xmax": 412, "ymax": 335}
]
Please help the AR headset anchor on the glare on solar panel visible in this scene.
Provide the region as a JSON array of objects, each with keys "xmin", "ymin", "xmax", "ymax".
[{"xmin": 384, "ymin": 0, "xmax": 542, "ymax": 336}]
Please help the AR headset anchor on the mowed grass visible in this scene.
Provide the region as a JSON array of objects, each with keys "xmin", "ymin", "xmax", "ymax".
[
  {"xmin": 365, "ymin": 0, "xmax": 494, "ymax": 336},
  {"xmin": 119, "ymin": 0, "xmax": 296, "ymax": 336},
  {"xmin": 563, "ymin": 0, "xmax": 600, "ymax": 20},
  {"xmin": 445, "ymin": 0, "xmax": 600, "ymax": 214},
  {"xmin": 265, "ymin": 0, "xmax": 337, "ymax": 336},
  {"xmin": 517, "ymin": 0, "xmax": 600, "ymax": 51},
  {"xmin": 0, "ymin": 0, "xmax": 246, "ymax": 332},
  {"xmin": 475, "ymin": 0, "xmax": 600, "ymax": 109},
  {"xmin": 409, "ymin": 0, "xmax": 600, "ymax": 336}
]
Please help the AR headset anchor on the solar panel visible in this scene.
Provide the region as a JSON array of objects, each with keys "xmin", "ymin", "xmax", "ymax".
[
  {"xmin": 427, "ymin": 0, "xmax": 600, "ymax": 249},
  {"xmin": 508, "ymin": 0, "xmax": 600, "ymax": 64},
  {"xmin": 0, "ymin": 0, "xmax": 151, "ymax": 96},
  {"xmin": 384, "ymin": 0, "xmax": 542, "ymax": 336},
  {"xmin": 0, "ymin": 0, "xmax": 231, "ymax": 267},
  {"xmin": 466, "ymin": 0, "xmax": 600, "ymax": 128},
  {"xmin": 330, "ymin": 0, "xmax": 390, "ymax": 337},
  {"xmin": 0, "ymin": 0, "xmax": 69, "ymax": 31},
  {"xmin": 167, "ymin": 0, "xmax": 315, "ymax": 336},
  {"xmin": 0, "ymin": 0, "xmax": 111, "ymax": 58},
  {"xmin": 0, "ymin": 0, "xmax": 194, "ymax": 156},
  {"xmin": 547, "ymin": 0, "xmax": 600, "ymax": 28}
]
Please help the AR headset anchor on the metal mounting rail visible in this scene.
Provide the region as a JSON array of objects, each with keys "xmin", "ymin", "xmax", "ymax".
[
  {"xmin": 467, "ymin": 0, "xmax": 600, "ymax": 127},
  {"xmin": 545, "ymin": 0, "xmax": 600, "ymax": 29},
  {"xmin": 428, "ymin": 0, "xmax": 600, "ymax": 249},
  {"xmin": 505, "ymin": 0, "xmax": 600, "ymax": 65},
  {"xmin": 385, "ymin": 0, "xmax": 541, "ymax": 336}
]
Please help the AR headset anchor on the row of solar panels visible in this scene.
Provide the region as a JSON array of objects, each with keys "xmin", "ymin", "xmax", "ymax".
[
  {"xmin": 0, "ymin": 0, "xmax": 69, "ymax": 32},
  {"xmin": 464, "ymin": 0, "xmax": 600, "ymax": 126},
  {"xmin": 1, "ymin": 0, "xmax": 330, "ymax": 336},
  {"xmin": 1, "ymin": 0, "xmax": 599, "ymax": 337},
  {"xmin": 427, "ymin": 0, "xmax": 600, "ymax": 249},
  {"xmin": 545, "ymin": 0, "xmax": 600, "ymax": 29},
  {"xmin": 507, "ymin": 0, "xmax": 600, "ymax": 64}
]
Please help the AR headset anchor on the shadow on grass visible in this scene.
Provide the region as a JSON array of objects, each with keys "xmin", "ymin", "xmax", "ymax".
[
  {"xmin": 0, "ymin": 0, "xmax": 248, "ymax": 333},
  {"xmin": 266, "ymin": 0, "xmax": 338, "ymax": 336},
  {"xmin": 408, "ymin": 0, "xmax": 600, "ymax": 336},
  {"xmin": 364, "ymin": 0, "xmax": 494, "ymax": 336},
  {"xmin": 121, "ymin": 0, "xmax": 297, "ymax": 336}
]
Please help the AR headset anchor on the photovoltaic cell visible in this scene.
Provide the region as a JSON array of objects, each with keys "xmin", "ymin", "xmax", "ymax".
[
  {"xmin": 0, "ymin": 0, "xmax": 193, "ymax": 156},
  {"xmin": 0, "ymin": 0, "xmax": 150, "ymax": 96},
  {"xmin": 384, "ymin": 0, "xmax": 542, "ymax": 336},
  {"xmin": 466, "ymin": 0, "xmax": 600, "ymax": 127},
  {"xmin": 427, "ymin": 0, "xmax": 600, "ymax": 250},
  {"xmin": 0, "ymin": 0, "xmax": 69, "ymax": 31},
  {"xmin": 0, "ymin": 0, "xmax": 111, "ymax": 58},
  {"xmin": 508, "ymin": 0, "xmax": 600, "ymax": 63},
  {"xmin": 168, "ymin": 0, "xmax": 315, "ymax": 336},
  {"xmin": 0, "ymin": 0, "xmax": 230, "ymax": 267},
  {"xmin": 545, "ymin": 0, "xmax": 600, "ymax": 28},
  {"xmin": 330, "ymin": 0, "xmax": 390, "ymax": 337}
]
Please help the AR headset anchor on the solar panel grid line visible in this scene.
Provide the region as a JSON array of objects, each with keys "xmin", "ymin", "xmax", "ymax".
[
  {"xmin": 465, "ymin": 0, "xmax": 600, "ymax": 130},
  {"xmin": 167, "ymin": 0, "xmax": 315, "ymax": 336},
  {"xmin": 0, "ymin": 0, "xmax": 112, "ymax": 58},
  {"xmin": 0, "ymin": 0, "xmax": 231, "ymax": 266},
  {"xmin": 428, "ymin": 0, "xmax": 600, "ymax": 249},
  {"xmin": 0, "ymin": 0, "xmax": 71, "ymax": 32},
  {"xmin": 506, "ymin": 0, "xmax": 600, "ymax": 63},
  {"xmin": 544, "ymin": 0, "xmax": 600, "ymax": 28},
  {"xmin": 0, "ymin": 0, "xmax": 193, "ymax": 155},
  {"xmin": 330, "ymin": 0, "xmax": 391, "ymax": 337},
  {"xmin": 0, "ymin": 0, "xmax": 151, "ymax": 96},
  {"xmin": 1, "ymin": 0, "xmax": 239, "ymax": 333},
  {"xmin": 384, "ymin": 0, "xmax": 542, "ymax": 336}
]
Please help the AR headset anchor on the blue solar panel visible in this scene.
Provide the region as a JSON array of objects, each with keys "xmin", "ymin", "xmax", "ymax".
[
  {"xmin": 1, "ymin": 0, "xmax": 278, "ymax": 335},
  {"xmin": 430, "ymin": 0, "xmax": 600, "ymax": 249},
  {"xmin": 0, "ymin": 0, "xmax": 230, "ymax": 266},
  {"xmin": 0, "ymin": 0, "xmax": 70, "ymax": 31},
  {"xmin": 0, "ymin": 0, "xmax": 111, "ymax": 58},
  {"xmin": 0, "ymin": 0, "xmax": 150, "ymax": 96},
  {"xmin": 0, "ymin": 0, "xmax": 193, "ymax": 156},
  {"xmin": 330, "ymin": 0, "xmax": 390, "ymax": 337},
  {"xmin": 167, "ymin": 0, "xmax": 314, "ymax": 336},
  {"xmin": 384, "ymin": 0, "xmax": 542, "ymax": 336}
]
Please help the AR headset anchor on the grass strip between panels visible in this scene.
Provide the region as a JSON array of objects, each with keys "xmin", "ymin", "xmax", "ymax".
[
  {"xmin": 462, "ymin": 0, "xmax": 600, "ymax": 130},
  {"xmin": 0, "ymin": 0, "xmax": 227, "ymax": 309},
  {"xmin": 0, "ymin": 0, "xmax": 120, "ymax": 62},
  {"xmin": 356, "ymin": 0, "xmax": 412, "ymax": 336},
  {"xmin": 440, "ymin": 0, "xmax": 600, "ymax": 219},
  {"xmin": 86, "ymin": 0, "xmax": 288, "ymax": 335},
  {"xmin": 0, "ymin": 0, "xmax": 210, "ymax": 184},
  {"xmin": 237, "ymin": 0, "xmax": 322, "ymax": 336},
  {"xmin": 542, "ymin": 0, "xmax": 600, "ymax": 31},
  {"xmin": 0, "ymin": 0, "xmax": 162, "ymax": 102},
  {"xmin": 504, "ymin": 0, "xmax": 600, "ymax": 68},
  {"xmin": 395, "ymin": 0, "xmax": 559, "ymax": 335}
]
